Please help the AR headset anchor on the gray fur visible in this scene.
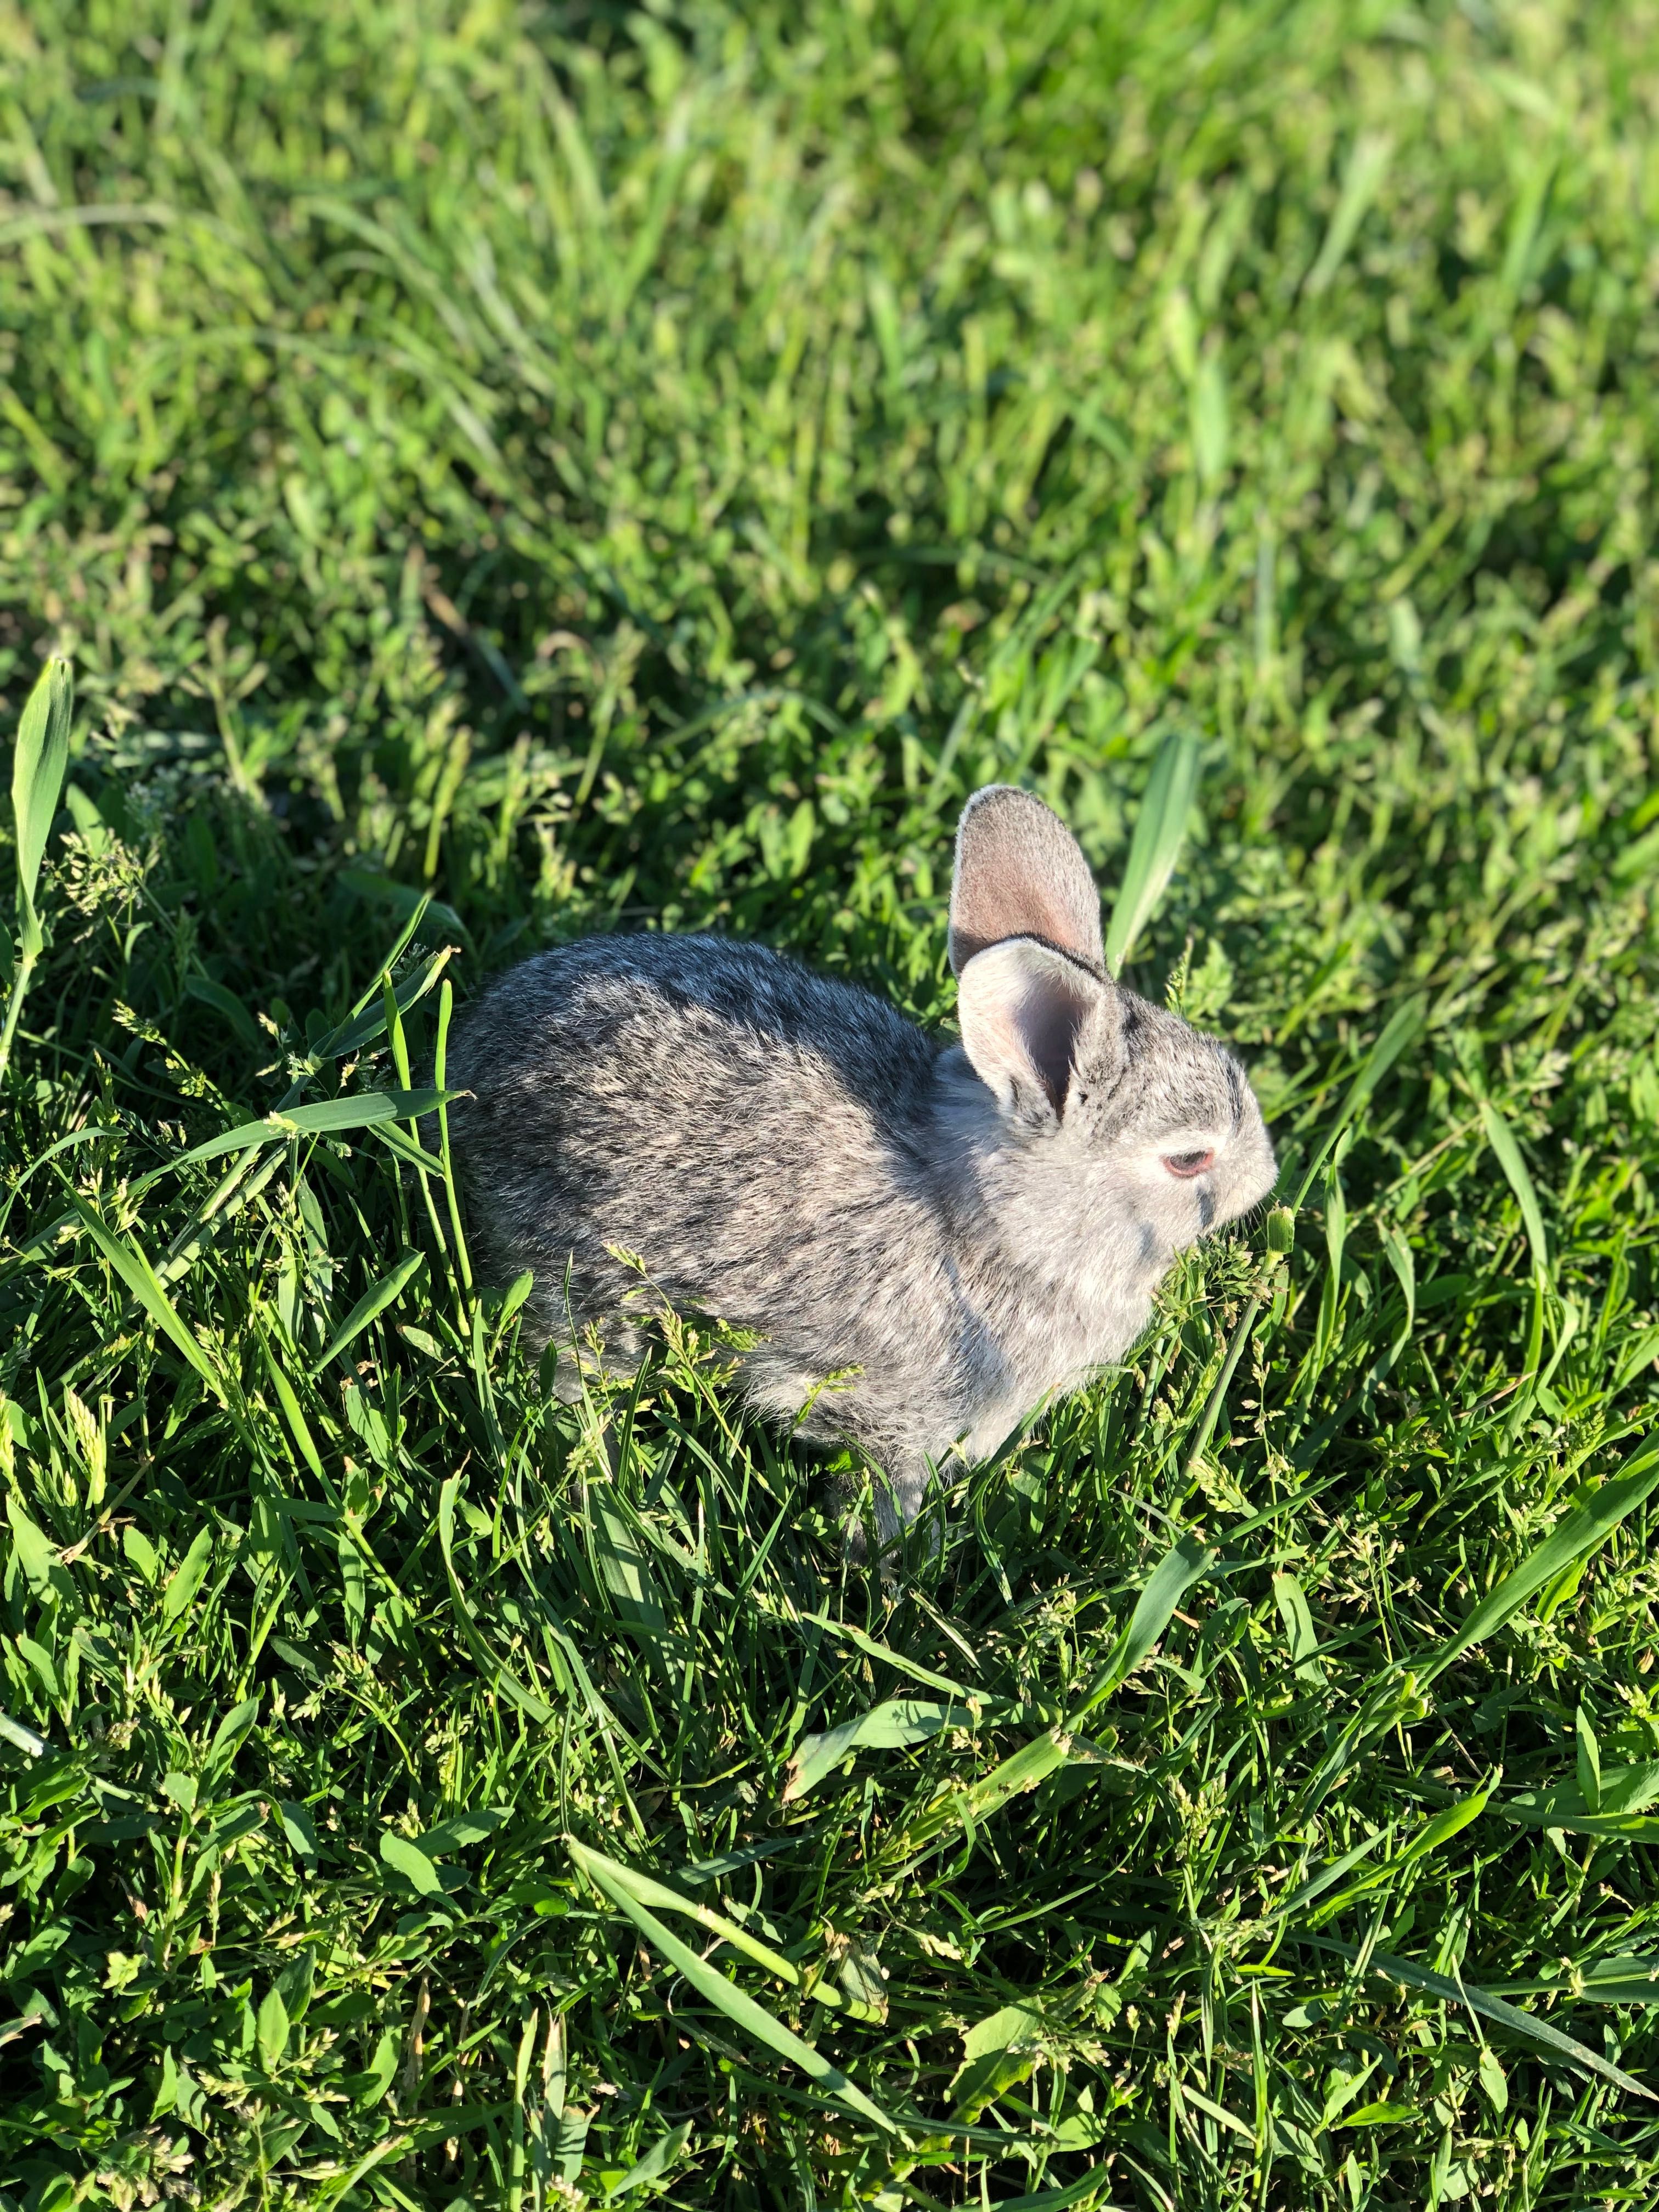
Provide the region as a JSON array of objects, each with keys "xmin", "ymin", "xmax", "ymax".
[{"xmin": 443, "ymin": 785, "xmax": 1276, "ymax": 1538}]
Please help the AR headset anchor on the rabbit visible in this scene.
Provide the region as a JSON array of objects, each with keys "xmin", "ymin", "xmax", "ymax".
[{"xmin": 442, "ymin": 784, "xmax": 1277, "ymax": 1542}]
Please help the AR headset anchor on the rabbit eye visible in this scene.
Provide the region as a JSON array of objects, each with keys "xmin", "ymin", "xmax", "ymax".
[{"xmin": 1163, "ymin": 1149, "xmax": 1215, "ymax": 1178}]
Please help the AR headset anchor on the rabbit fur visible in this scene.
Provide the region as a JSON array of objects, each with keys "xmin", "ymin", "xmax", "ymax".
[{"xmin": 443, "ymin": 785, "xmax": 1276, "ymax": 1537}]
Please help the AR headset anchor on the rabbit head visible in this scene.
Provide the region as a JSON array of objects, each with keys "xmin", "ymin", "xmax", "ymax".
[{"xmin": 946, "ymin": 785, "xmax": 1277, "ymax": 1274}]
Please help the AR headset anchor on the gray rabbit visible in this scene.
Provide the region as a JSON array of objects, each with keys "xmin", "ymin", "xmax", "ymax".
[{"xmin": 443, "ymin": 785, "xmax": 1276, "ymax": 1537}]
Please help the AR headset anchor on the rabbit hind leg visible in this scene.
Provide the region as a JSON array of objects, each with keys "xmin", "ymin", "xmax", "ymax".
[
  {"xmin": 541, "ymin": 1319, "xmax": 646, "ymax": 1404},
  {"xmin": 840, "ymin": 1446, "xmax": 944, "ymax": 1568}
]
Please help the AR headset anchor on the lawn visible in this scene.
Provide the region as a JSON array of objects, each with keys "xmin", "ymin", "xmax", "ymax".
[{"xmin": 3, "ymin": 0, "xmax": 1659, "ymax": 2204}]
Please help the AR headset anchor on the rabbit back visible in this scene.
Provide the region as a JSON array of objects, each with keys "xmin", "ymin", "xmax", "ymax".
[{"xmin": 443, "ymin": 935, "xmax": 963, "ymax": 1449}]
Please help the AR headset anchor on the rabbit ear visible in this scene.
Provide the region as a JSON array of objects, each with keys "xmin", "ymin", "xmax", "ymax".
[
  {"xmin": 949, "ymin": 785, "xmax": 1104, "ymax": 978},
  {"xmin": 957, "ymin": 938, "xmax": 1111, "ymax": 1123}
]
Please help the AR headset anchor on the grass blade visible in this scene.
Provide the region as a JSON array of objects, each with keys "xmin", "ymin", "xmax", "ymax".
[
  {"xmin": 1102, "ymin": 729, "xmax": 1201, "ymax": 978},
  {"xmin": 1479, "ymin": 1957, "xmax": 1659, "ymax": 2005},
  {"xmin": 1289, "ymin": 994, "xmax": 1426, "ymax": 1210},
  {"xmin": 0, "ymin": 1711, "xmax": 48, "ymax": 1759},
  {"xmin": 161, "ymin": 1526, "xmax": 215, "ymax": 1626},
  {"xmin": 1491, "ymin": 1795, "xmax": 1659, "ymax": 1843},
  {"xmin": 979, "ymin": 2171, "xmax": 1115, "ymax": 2212},
  {"xmin": 311, "ymin": 1248, "xmax": 427, "ymax": 1372},
  {"xmin": 1074, "ymin": 1531, "xmax": 1215, "ymax": 1718},
  {"xmin": 795, "ymin": 1611, "xmax": 988, "ymax": 1702},
  {"xmin": 560, "ymin": 1840, "xmax": 852, "ymax": 2007},
  {"xmin": 1479, "ymin": 1097, "xmax": 1550, "ymax": 1277},
  {"xmin": 151, "ymin": 1089, "xmax": 456, "ymax": 1183},
  {"xmin": 568, "ymin": 1837, "xmax": 898, "ymax": 2134},
  {"xmin": 434, "ymin": 1476, "xmax": 556, "ymax": 1725},
  {"xmin": 879, "ymin": 1728, "xmax": 1081, "ymax": 1871},
  {"xmin": 1306, "ymin": 1937, "xmax": 1655, "ymax": 2102},
  {"xmin": 68, "ymin": 1195, "xmax": 224, "ymax": 1397},
  {"xmin": 604, "ymin": 2121, "xmax": 692, "ymax": 2198},
  {"xmin": 1267, "ymin": 1827, "xmax": 1393, "ymax": 1926},
  {"xmin": 1302, "ymin": 1779, "xmax": 1494, "ymax": 1925},
  {"xmin": 314, "ymin": 935, "xmax": 452, "ymax": 1060},
  {"xmin": 1303, "ymin": 131, "xmax": 1393, "ymax": 296},
  {"xmin": 1422, "ymin": 1429, "xmax": 1659, "ymax": 1682},
  {"xmin": 380, "ymin": 1830, "xmax": 446, "ymax": 1897},
  {"xmin": 1272, "ymin": 1570, "xmax": 1327, "ymax": 1684},
  {"xmin": 785, "ymin": 1700, "xmax": 972, "ymax": 1802},
  {"xmin": 2, "ymin": 655, "xmax": 72, "ymax": 1080},
  {"xmin": 184, "ymin": 973, "xmax": 259, "ymax": 1047},
  {"xmin": 9, "ymin": 654, "xmax": 71, "ymax": 958},
  {"xmin": 589, "ymin": 1495, "xmax": 668, "ymax": 1639}
]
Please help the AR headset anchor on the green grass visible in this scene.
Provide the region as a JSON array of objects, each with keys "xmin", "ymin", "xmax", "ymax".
[{"xmin": 2, "ymin": 0, "xmax": 1659, "ymax": 2203}]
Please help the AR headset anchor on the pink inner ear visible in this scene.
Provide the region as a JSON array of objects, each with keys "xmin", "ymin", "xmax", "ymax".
[
  {"xmin": 957, "ymin": 939, "xmax": 1104, "ymax": 1118},
  {"xmin": 951, "ymin": 885, "xmax": 1090, "ymax": 971}
]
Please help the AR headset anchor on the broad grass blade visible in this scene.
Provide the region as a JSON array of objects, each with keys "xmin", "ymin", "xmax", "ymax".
[
  {"xmin": 1190, "ymin": 354, "xmax": 1229, "ymax": 489},
  {"xmin": 1477, "ymin": 1957, "xmax": 1659, "ymax": 2004},
  {"xmin": 1494, "ymin": 1796, "xmax": 1659, "ymax": 1843},
  {"xmin": 70, "ymin": 1197, "xmax": 224, "ymax": 1397},
  {"xmin": 590, "ymin": 1497, "xmax": 668, "ymax": 1638},
  {"xmin": 157, "ymin": 1090, "xmax": 455, "ymax": 1181},
  {"xmin": 1378, "ymin": 1220, "xmax": 1416, "ymax": 1373},
  {"xmin": 605, "ymin": 2123, "xmax": 691, "ymax": 2197},
  {"xmin": 1480, "ymin": 1098, "xmax": 1549, "ymax": 1277},
  {"xmin": 1566, "ymin": 1957, "xmax": 1659, "ymax": 2004},
  {"xmin": 380, "ymin": 1831, "xmax": 445, "ymax": 1896},
  {"xmin": 1289, "ymin": 995, "xmax": 1426, "ymax": 1209},
  {"xmin": 416, "ymin": 1807, "xmax": 511, "ymax": 1855},
  {"xmin": 1488, "ymin": 1756, "xmax": 1659, "ymax": 1839},
  {"xmin": 256, "ymin": 1988, "xmax": 290, "ymax": 2070},
  {"xmin": 367, "ymin": 1122, "xmax": 448, "ymax": 1176},
  {"xmin": 562, "ymin": 1840, "xmax": 844, "ymax": 2003},
  {"xmin": 1576, "ymin": 1706, "xmax": 1601, "ymax": 1810},
  {"xmin": 979, "ymin": 2169, "xmax": 1116, "ymax": 2212},
  {"xmin": 1303, "ymin": 132, "xmax": 1393, "ymax": 296},
  {"xmin": 1423, "ymin": 1429, "xmax": 1659, "ymax": 1682},
  {"xmin": 1267, "ymin": 1827, "xmax": 1392, "ymax": 1926},
  {"xmin": 1272, "ymin": 1571, "xmax": 1327, "ymax": 1684},
  {"xmin": 1307, "ymin": 1937, "xmax": 1655, "ymax": 2102},
  {"xmin": 1304, "ymin": 1779, "xmax": 1493, "ymax": 1925},
  {"xmin": 10, "ymin": 656, "xmax": 72, "ymax": 959},
  {"xmin": 951, "ymin": 2001, "xmax": 1046, "ymax": 2118},
  {"xmin": 311, "ymin": 1249, "xmax": 426, "ymax": 1372},
  {"xmin": 958, "ymin": 1730, "xmax": 1076, "ymax": 1821},
  {"xmin": 1075, "ymin": 1532, "xmax": 1214, "ymax": 1717},
  {"xmin": 1102, "ymin": 730, "xmax": 1201, "ymax": 978},
  {"xmin": 184, "ymin": 974, "xmax": 258, "ymax": 1047},
  {"xmin": 785, "ymin": 1700, "xmax": 970, "ymax": 1802},
  {"xmin": 258, "ymin": 1334, "xmax": 325, "ymax": 1479},
  {"xmin": 796, "ymin": 1611, "xmax": 986, "ymax": 1701},
  {"xmin": 161, "ymin": 1526, "xmax": 215, "ymax": 1626},
  {"xmin": 316, "ymin": 943, "xmax": 453, "ymax": 1060},
  {"xmin": 880, "ymin": 1728, "xmax": 1080, "ymax": 1871},
  {"xmin": 0, "ymin": 1712, "xmax": 48, "ymax": 1759},
  {"xmin": 569, "ymin": 1838, "xmax": 897, "ymax": 2134},
  {"xmin": 204, "ymin": 1696, "xmax": 260, "ymax": 1776},
  {"xmin": 7, "ymin": 1497, "xmax": 71, "ymax": 1606},
  {"xmin": 341, "ymin": 868, "xmax": 469, "ymax": 947}
]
